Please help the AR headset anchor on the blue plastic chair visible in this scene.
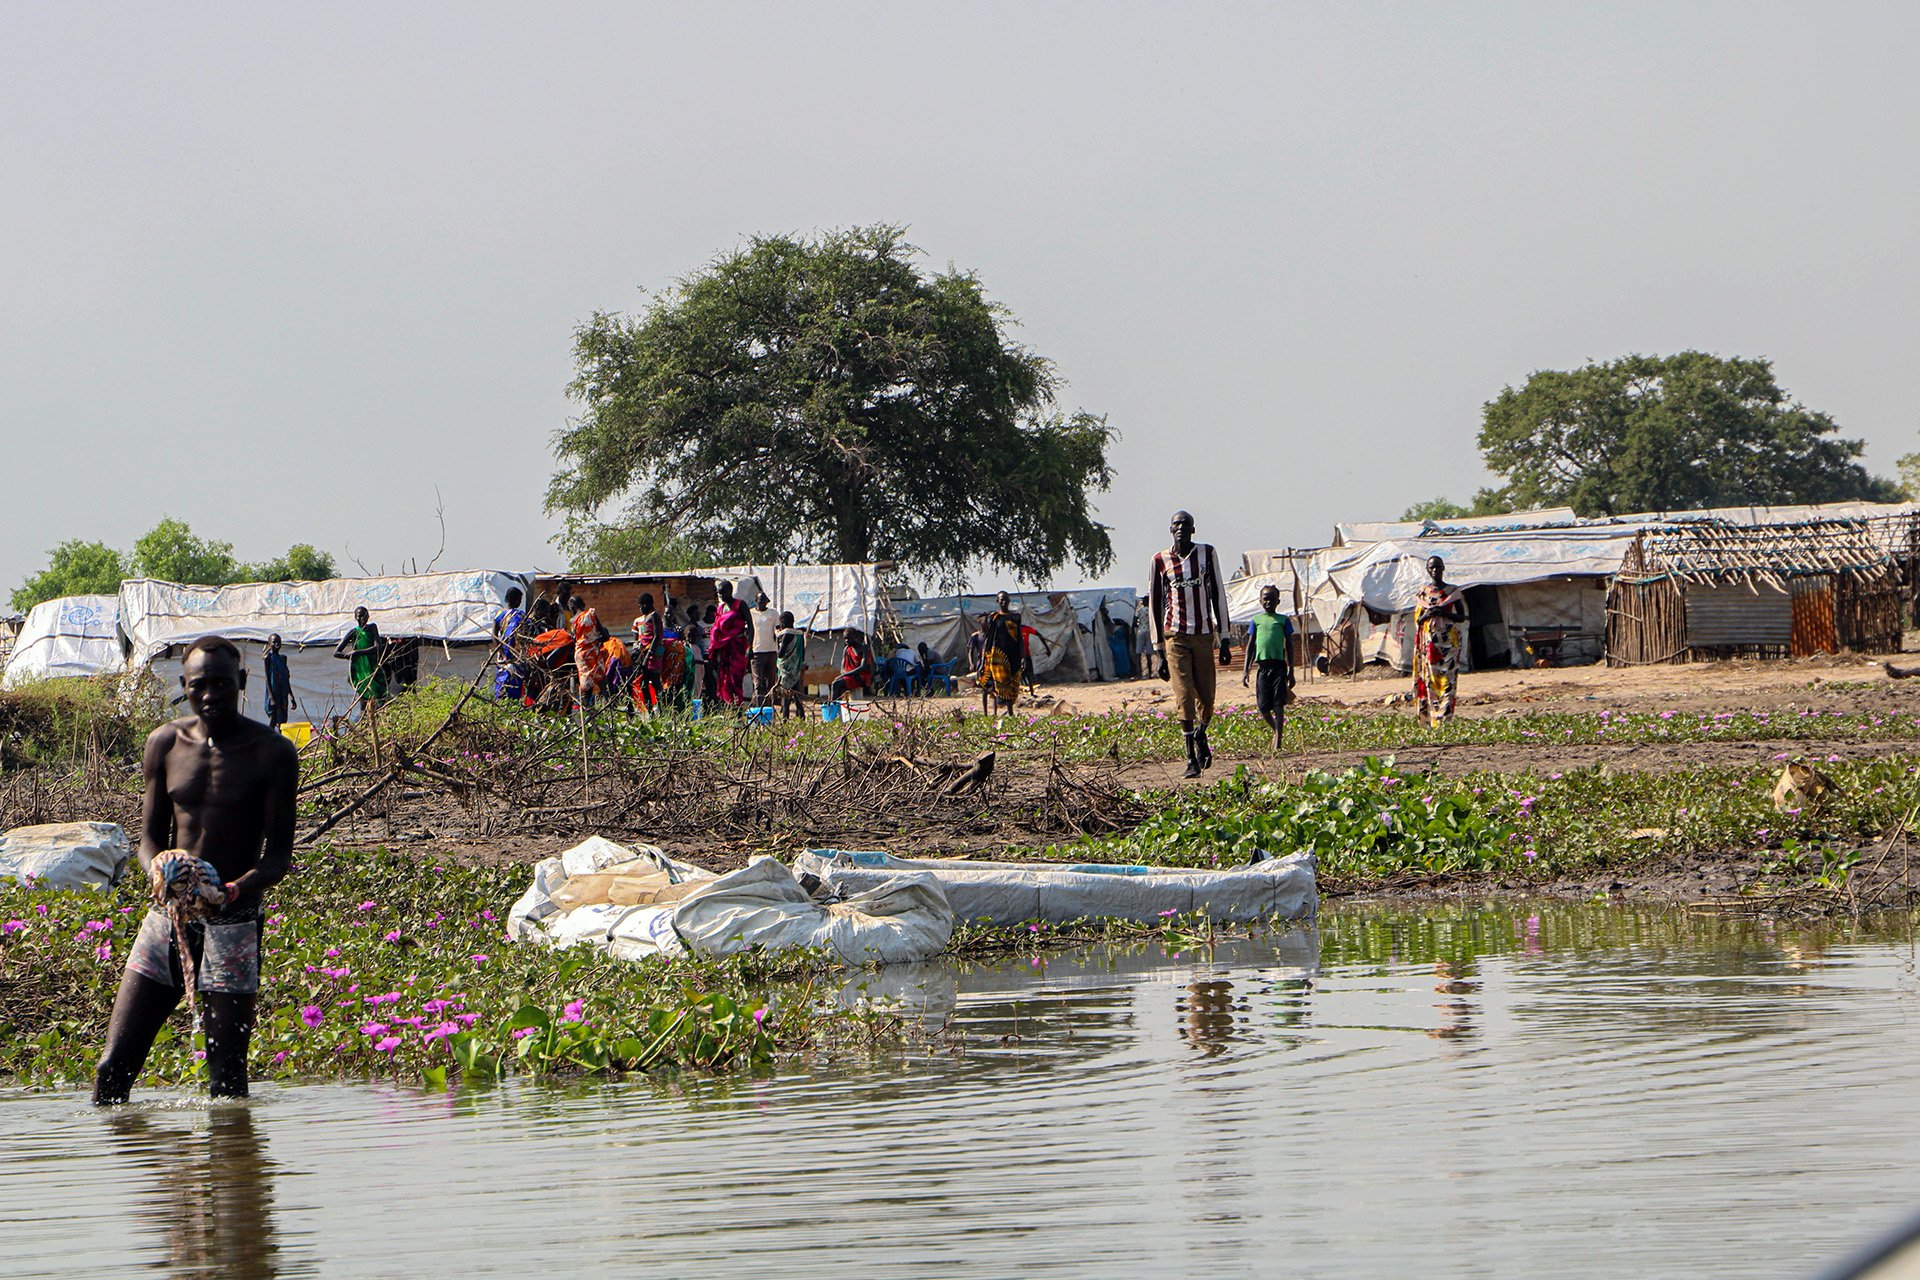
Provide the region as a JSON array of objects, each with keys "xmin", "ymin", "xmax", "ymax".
[
  {"xmin": 880, "ymin": 655, "xmax": 919, "ymax": 698},
  {"xmin": 922, "ymin": 658, "xmax": 958, "ymax": 696}
]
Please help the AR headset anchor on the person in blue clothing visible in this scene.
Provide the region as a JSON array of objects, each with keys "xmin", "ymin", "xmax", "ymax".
[
  {"xmin": 492, "ymin": 587, "xmax": 528, "ymax": 700},
  {"xmin": 1240, "ymin": 584, "xmax": 1294, "ymax": 750},
  {"xmin": 262, "ymin": 635, "xmax": 295, "ymax": 728}
]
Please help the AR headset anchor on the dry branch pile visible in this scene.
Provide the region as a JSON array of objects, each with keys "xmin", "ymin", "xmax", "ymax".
[{"xmin": 290, "ymin": 693, "xmax": 1150, "ymax": 861}]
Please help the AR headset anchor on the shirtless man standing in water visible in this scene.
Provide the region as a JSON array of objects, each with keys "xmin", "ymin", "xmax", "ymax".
[{"xmin": 94, "ymin": 636, "xmax": 299, "ymax": 1104}]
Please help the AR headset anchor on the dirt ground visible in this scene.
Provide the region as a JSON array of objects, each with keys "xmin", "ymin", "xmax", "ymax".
[
  {"xmin": 872, "ymin": 648, "xmax": 1917, "ymax": 782},
  {"xmin": 310, "ymin": 650, "xmax": 1920, "ymax": 868},
  {"xmin": 1028, "ymin": 646, "xmax": 1916, "ymax": 720}
]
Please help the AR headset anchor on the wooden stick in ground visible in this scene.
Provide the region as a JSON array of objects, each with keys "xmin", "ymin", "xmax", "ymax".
[
  {"xmin": 578, "ymin": 696, "xmax": 590, "ymax": 797},
  {"xmin": 941, "ymin": 751, "xmax": 996, "ymax": 797},
  {"xmin": 301, "ymin": 765, "xmax": 403, "ymax": 845}
]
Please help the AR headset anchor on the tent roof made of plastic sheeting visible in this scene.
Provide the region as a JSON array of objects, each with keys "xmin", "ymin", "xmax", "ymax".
[
  {"xmin": 1307, "ymin": 526, "xmax": 1642, "ymax": 630},
  {"xmin": 1333, "ymin": 507, "xmax": 1580, "ymax": 546},
  {"xmin": 118, "ymin": 570, "xmax": 531, "ymax": 661},
  {"xmin": 2, "ymin": 595, "xmax": 126, "ymax": 687},
  {"xmin": 1062, "ymin": 587, "xmax": 1138, "ymax": 629},
  {"xmin": 1228, "ymin": 573, "xmax": 1321, "ymax": 629},
  {"xmin": 893, "ymin": 591, "xmax": 1088, "ymax": 677},
  {"xmin": 683, "ymin": 563, "xmax": 888, "ymax": 633}
]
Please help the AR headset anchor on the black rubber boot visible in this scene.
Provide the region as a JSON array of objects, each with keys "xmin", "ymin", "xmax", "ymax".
[
  {"xmin": 1182, "ymin": 731, "xmax": 1201, "ymax": 778},
  {"xmin": 1196, "ymin": 726, "xmax": 1212, "ymax": 770}
]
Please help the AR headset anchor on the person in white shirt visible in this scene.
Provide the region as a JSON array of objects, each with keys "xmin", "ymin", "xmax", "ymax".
[{"xmin": 750, "ymin": 591, "xmax": 780, "ymax": 708}]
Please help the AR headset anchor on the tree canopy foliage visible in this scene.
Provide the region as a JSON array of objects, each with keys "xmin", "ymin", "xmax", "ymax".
[
  {"xmin": 1473, "ymin": 353, "xmax": 1897, "ymax": 516},
  {"xmin": 10, "ymin": 541, "xmax": 128, "ymax": 614},
  {"xmin": 554, "ymin": 517, "xmax": 714, "ymax": 576},
  {"xmin": 1897, "ymin": 451, "xmax": 1920, "ymax": 502},
  {"xmin": 549, "ymin": 225, "xmax": 1115, "ymax": 587},
  {"xmin": 10, "ymin": 520, "xmax": 337, "ymax": 613}
]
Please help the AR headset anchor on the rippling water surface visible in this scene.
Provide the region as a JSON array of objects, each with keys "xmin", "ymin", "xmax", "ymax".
[{"xmin": 6, "ymin": 901, "xmax": 1920, "ymax": 1279}]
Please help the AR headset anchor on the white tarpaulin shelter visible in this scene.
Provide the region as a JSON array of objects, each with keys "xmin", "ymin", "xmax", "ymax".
[
  {"xmin": 1305, "ymin": 527, "xmax": 1644, "ymax": 670},
  {"xmin": 508, "ymin": 837, "xmax": 954, "ymax": 967},
  {"xmin": 691, "ymin": 563, "xmax": 887, "ymax": 633},
  {"xmin": 1, "ymin": 595, "xmax": 126, "ymax": 688},
  {"xmin": 1227, "ymin": 573, "xmax": 1320, "ymax": 633},
  {"xmin": 1065, "ymin": 588, "xmax": 1138, "ymax": 682},
  {"xmin": 0, "ymin": 822, "xmax": 131, "ymax": 890},
  {"xmin": 119, "ymin": 570, "xmax": 528, "ymax": 722},
  {"xmin": 1308, "ymin": 527, "xmax": 1644, "ymax": 631},
  {"xmin": 793, "ymin": 849, "xmax": 1318, "ymax": 926},
  {"xmin": 893, "ymin": 591, "xmax": 1092, "ymax": 680}
]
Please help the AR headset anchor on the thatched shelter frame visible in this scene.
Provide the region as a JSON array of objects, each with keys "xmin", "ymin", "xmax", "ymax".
[{"xmin": 1605, "ymin": 518, "xmax": 1902, "ymax": 665}]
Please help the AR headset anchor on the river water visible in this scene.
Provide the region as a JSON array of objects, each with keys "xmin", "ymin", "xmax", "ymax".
[{"xmin": 5, "ymin": 901, "xmax": 1920, "ymax": 1279}]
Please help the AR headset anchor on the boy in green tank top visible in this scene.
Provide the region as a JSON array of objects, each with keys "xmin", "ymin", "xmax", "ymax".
[{"xmin": 1240, "ymin": 584, "xmax": 1294, "ymax": 750}]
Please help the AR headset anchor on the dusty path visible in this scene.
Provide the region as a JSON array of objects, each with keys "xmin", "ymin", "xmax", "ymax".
[{"xmin": 1011, "ymin": 647, "xmax": 1920, "ymax": 720}]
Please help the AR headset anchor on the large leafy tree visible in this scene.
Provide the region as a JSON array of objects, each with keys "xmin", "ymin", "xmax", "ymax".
[
  {"xmin": 1477, "ymin": 352, "xmax": 1897, "ymax": 516},
  {"xmin": 248, "ymin": 544, "xmax": 338, "ymax": 583},
  {"xmin": 549, "ymin": 225, "xmax": 1115, "ymax": 586}
]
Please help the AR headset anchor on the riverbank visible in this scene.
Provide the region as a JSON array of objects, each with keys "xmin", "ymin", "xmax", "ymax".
[{"xmin": 7, "ymin": 655, "xmax": 1920, "ymax": 895}]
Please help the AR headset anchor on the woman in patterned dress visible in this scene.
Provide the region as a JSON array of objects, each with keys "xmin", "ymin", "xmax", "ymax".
[{"xmin": 1412, "ymin": 555, "xmax": 1467, "ymax": 724}]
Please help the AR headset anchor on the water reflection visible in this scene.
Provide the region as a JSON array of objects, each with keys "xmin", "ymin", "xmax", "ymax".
[
  {"xmin": 6, "ymin": 903, "xmax": 1920, "ymax": 1279},
  {"xmin": 102, "ymin": 1105, "xmax": 290, "ymax": 1280},
  {"xmin": 1428, "ymin": 959, "xmax": 1478, "ymax": 1042},
  {"xmin": 1177, "ymin": 979, "xmax": 1239, "ymax": 1056}
]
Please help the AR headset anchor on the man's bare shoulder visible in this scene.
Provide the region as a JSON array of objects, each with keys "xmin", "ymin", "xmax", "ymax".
[
  {"xmin": 261, "ymin": 723, "xmax": 300, "ymax": 773},
  {"xmin": 145, "ymin": 718, "xmax": 189, "ymax": 751},
  {"xmin": 230, "ymin": 716, "xmax": 299, "ymax": 765}
]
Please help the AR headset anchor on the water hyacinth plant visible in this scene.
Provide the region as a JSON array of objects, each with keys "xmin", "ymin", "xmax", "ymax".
[
  {"xmin": 0, "ymin": 848, "xmax": 787, "ymax": 1090},
  {"xmin": 1056, "ymin": 757, "xmax": 1520, "ymax": 876}
]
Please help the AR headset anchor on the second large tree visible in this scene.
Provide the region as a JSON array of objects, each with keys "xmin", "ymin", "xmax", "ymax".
[
  {"xmin": 1478, "ymin": 352, "xmax": 1897, "ymax": 516},
  {"xmin": 549, "ymin": 226, "xmax": 1114, "ymax": 586}
]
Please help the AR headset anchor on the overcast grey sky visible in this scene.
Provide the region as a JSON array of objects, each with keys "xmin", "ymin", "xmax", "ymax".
[{"xmin": 4, "ymin": 2, "xmax": 1916, "ymax": 597}]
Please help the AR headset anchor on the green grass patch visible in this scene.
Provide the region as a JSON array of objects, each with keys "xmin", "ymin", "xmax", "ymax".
[{"xmin": 1044, "ymin": 754, "xmax": 1920, "ymax": 884}]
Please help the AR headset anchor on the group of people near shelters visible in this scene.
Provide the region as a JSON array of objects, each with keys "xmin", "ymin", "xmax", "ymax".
[
  {"xmin": 252, "ymin": 607, "xmax": 414, "ymax": 728},
  {"xmin": 271, "ymin": 519, "xmax": 1469, "ymax": 750},
  {"xmin": 488, "ymin": 578, "xmax": 829, "ymax": 719}
]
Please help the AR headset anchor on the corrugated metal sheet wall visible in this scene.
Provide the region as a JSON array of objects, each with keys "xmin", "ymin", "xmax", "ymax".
[
  {"xmin": 1789, "ymin": 578, "xmax": 1839, "ymax": 656},
  {"xmin": 1684, "ymin": 583, "xmax": 1792, "ymax": 647}
]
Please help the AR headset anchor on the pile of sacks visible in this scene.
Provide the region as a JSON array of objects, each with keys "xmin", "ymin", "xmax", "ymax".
[{"xmin": 0, "ymin": 822, "xmax": 130, "ymax": 890}]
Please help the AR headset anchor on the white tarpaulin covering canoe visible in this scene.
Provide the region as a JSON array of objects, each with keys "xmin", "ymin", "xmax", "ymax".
[
  {"xmin": 0, "ymin": 822, "xmax": 131, "ymax": 890},
  {"xmin": 508, "ymin": 837, "xmax": 954, "ymax": 967},
  {"xmin": 792, "ymin": 849, "xmax": 1318, "ymax": 926},
  {"xmin": 1, "ymin": 595, "xmax": 125, "ymax": 688}
]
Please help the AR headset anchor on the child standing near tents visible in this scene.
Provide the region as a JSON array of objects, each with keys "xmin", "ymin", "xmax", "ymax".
[
  {"xmin": 774, "ymin": 611, "xmax": 807, "ymax": 719},
  {"xmin": 332, "ymin": 607, "xmax": 387, "ymax": 710},
  {"xmin": 1241, "ymin": 583, "xmax": 1294, "ymax": 750}
]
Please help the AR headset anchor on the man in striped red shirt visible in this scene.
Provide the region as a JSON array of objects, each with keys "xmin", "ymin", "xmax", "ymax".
[{"xmin": 1149, "ymin": 510, "xmax": 1232, "ymax": 778}]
